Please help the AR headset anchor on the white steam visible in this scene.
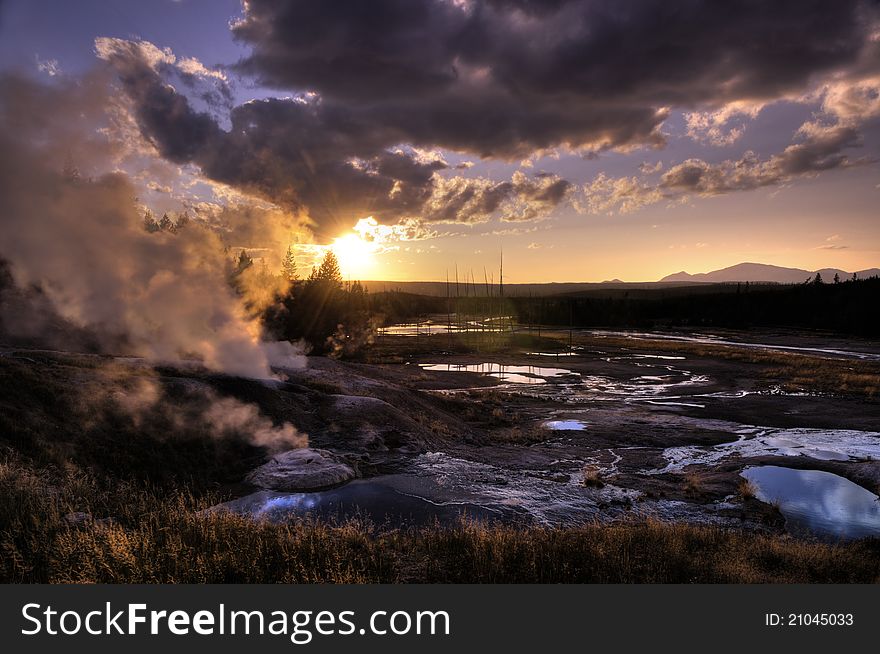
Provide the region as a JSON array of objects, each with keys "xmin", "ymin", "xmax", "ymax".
[
  {"xmin": 109, "ymin": 372, "xmax": 307, "ymax": 453},
  {"xmin": 203, "ymin": 395, "xmax": 307, "ymax": 452},
  {"xmin": 0, "ymin": 72, "xmax": 304, "ymax": 378}
]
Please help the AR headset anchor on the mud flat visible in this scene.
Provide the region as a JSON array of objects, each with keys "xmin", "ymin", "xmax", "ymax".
[
  {"xmin": 215, "ymin": 329, "xmax": 880, "ymax": 541},
  {"xmin": 4, "ymin": 332, "xmax": 880, "ymax": 583}
]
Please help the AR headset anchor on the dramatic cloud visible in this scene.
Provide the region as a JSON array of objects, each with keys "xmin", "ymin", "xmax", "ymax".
[
  {"xmin": 232, "ymin": 0, "xmax": 876, "ymax": 154},
  {"xmin": 580, "ymin": 120, "xmax": 869, "ymax": 214},
  {"xmin": 577, "ymin": 173, "xmax": 663, "ymax": 215},
  {"xmin": 95, "ymin": 35, "xmax": 576, "ymax": 238},
  {"xmin": 93, "ymin": 1, "xmax": 880, "ymax": 234},
  {"xmin": 684, "ymin": 103, "xmax": 764, "ymax": 146},
  {"xmin": 499, "ymin": 171, "xmax": 572, "ymax": 222}
]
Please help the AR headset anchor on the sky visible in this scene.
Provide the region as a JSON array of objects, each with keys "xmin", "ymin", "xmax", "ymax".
[{"xmin": 1, "ymin": 0, "xmax": 879, "ymax": 282}]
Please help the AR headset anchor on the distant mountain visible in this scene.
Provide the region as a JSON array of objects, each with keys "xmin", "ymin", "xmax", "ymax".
[{"xmin": 660, "ymin": 262, "xmax": 880, "ymax": 284}]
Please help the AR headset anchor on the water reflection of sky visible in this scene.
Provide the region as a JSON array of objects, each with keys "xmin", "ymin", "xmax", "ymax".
[
  {"xmin": 420, "ymin": 357, "xmax": 712, "ymax": 401},
  {"xmin": 742, "ymin": 466, "xmax": 880, "ymax": 539},
  {"xmin": 218, "ymin": 480, "xmax": 500, "ymax": 526},
  {"xmin": 590, "ymin": 330, "xmax": 880, "ymax": 361},
  {"xmin": 544, "ymin": 420, "xmax": 588, "ymax": 431},
  {"xmin": 420, "ymin": 362, "xmax": 578, "ymax": 384},
  {"xmin": 381, "ymin": 320, "xmax": 504, "ymax": 336},
  {"xmin": 256, "ymin": 494, "xmax": 319, "ymax": 517}
]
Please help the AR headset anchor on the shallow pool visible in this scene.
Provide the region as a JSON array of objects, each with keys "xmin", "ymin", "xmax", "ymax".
[
  {"xmin": 741, "ymin": 466, "xmax": 880, "ymax": 540},
  {"xmin": 420, "ymin": 362, "xmax": 578, "ymax": 384},
  {"xmin": 216, "ymin": 478, "xmax": 500, "ymax": 525},
  {"xmin": 543, "ymin": 419, "xmax": 588, "ymax": 431}
]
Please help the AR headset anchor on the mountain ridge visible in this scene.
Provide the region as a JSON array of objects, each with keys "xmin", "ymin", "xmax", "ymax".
[{"xmin": 660, "ymin": 262, "xmax": 880, "ymax": 284}]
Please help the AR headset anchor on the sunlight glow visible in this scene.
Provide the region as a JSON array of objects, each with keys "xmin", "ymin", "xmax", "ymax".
[{"xmin": 331, "ymin": 232, "xmax": 376, "ymax": 279}]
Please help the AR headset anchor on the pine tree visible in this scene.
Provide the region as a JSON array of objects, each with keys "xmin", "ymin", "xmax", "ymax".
[
  {"xmin": 158, "ymin": 212, "xmax": 174, "ymax": 232},
  {"xmin": 315, "ymin": 250, "xmax": 342, "ymax": 286},
  {"xmin": 281, "ymin": 245, "xmax": 298, "ymax": 281},
  {"xmin": 143, "ymin": 210, "xmax": 160, "ymax": 233}
]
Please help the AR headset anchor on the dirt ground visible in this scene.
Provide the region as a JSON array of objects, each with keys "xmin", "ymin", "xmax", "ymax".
[{"xmin": 4, "ymin": 328, "xmax": 878, "ymax": 537}]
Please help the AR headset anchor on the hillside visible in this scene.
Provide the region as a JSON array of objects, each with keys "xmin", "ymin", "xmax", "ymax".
[{"xmin": 661, "ymin": 262, "xmax": 880, "ymax": 284}]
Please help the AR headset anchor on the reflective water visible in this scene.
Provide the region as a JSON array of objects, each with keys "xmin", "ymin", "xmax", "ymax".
[
  {"xmin": 381, "ymin": 318, "xmax": 505, "ymax": 335},
  {"xmin": 590, "ymin": 330, "xmax": 880, "ymax": 361},
  {"xmin": 419, "ymin": 359, "xmax": 713, "ymax": 399},
  {"xmin": 741, "ymin": 466, "xmax": 880, "ymax": 539},
  {"xmin": 543, "ymin": 419, "xmax": 587, "ymax": 431},
  {"xmin": 419, "ymin": 362, "xmax": 578, "ymax": 384},
  {"xmin": 217, "ymin": 479, "xmax": 499, "ymax": 525}
]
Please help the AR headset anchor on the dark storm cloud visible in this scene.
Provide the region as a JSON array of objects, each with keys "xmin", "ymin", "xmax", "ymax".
[
  {"xmin": 231, "ymin": 0, "xmax": 876, "ymax": 156},
  {"xmin": 98, "ymin": 37, "xmax": 574, "ymax": 237},
  {"xmin": 420, "ymin": 170, "xmax": 571, "ymax": 224},
  {"xmin": 100, "ymin": 1, "xmax": 878, "ymax": 234}
]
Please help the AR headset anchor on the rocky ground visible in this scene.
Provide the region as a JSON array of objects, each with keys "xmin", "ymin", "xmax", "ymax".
[
  {"xmin": 3, "ymin": 328, "xmax": 879, "ymax": 540},
  {"xmin": 219, "ymin": 330, "xmax": 880, "ymax": 538}
]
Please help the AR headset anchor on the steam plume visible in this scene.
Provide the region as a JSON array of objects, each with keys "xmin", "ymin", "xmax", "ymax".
[{"xmin": 0, "ymin": 72, "xmax": 303, "ymax": 378}]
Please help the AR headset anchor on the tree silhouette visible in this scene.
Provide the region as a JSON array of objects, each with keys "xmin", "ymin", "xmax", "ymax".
[
  {"xmin": 813, "ymin": 272, "xmax": 824, "ymax": 285},
  {"xmin": 315, "ymin": 250, "xmax": 342, "ymax": 286},
  {"xmin": 834, "ymin": 272, "xmax": 841, "ymax": 284},
  {"xmin": 281, "ymin": 245, "xmax": 298, "ymax": 281},
  {"xmin": 264, "ymin": 250, "xmax": 373, "ymax": 355},
  {"xmin": 158, "ymin": 212, "xmax": 174, "ymax": 232},
  {"xmin": 142, "ymin": 210, "xmax": 160, "ymax": 233}
]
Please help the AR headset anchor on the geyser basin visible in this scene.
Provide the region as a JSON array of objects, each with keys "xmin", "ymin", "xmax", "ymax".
[{"xmin": 741, "ymin": 466, "xmax": 880, "ymax": 540}]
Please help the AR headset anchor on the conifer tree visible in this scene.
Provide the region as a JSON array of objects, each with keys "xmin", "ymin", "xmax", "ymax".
[
  {"xmin": 281, "ymin": 245, "xmax": 298, "ymax": 281},
  {"xmin": 143, "ymin": 210, "xmax": 160, "ymax": 233},
  {"xmin": 315, "ymin": 250, "xmax": 342, "ymax": 286}
]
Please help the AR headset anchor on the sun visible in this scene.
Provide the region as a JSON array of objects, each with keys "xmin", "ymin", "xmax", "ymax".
[{"xmin": 331, "ymin": 232, "xmax": 375, "ymax": 279}]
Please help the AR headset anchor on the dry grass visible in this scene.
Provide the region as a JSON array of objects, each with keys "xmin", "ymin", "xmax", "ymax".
[
  {"xmin": 2, "ymin": 461, "xmax": 879, "ymax": 584},
  {"xmin": 488, "ymin": 426, "xmax": 552, "ymax": 444},
  {"xmin": 2, "ymin": 343, "xmax": 878, "ymax": 585},
  {"xmin": 582, "ymin": 465, "xmax": 605, "ymax": 488},
  {"xmin": 739, "ymin": 478, "xmax": 758, "ymax": 500},
  {"xmin": 683, "ymin": 472, "xmax": 705, "ymax": 497}
]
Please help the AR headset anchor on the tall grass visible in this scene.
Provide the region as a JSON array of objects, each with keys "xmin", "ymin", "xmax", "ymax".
[{"xmin": 2, "ymin": 461, "xmax": 878, "ymax": 584}]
